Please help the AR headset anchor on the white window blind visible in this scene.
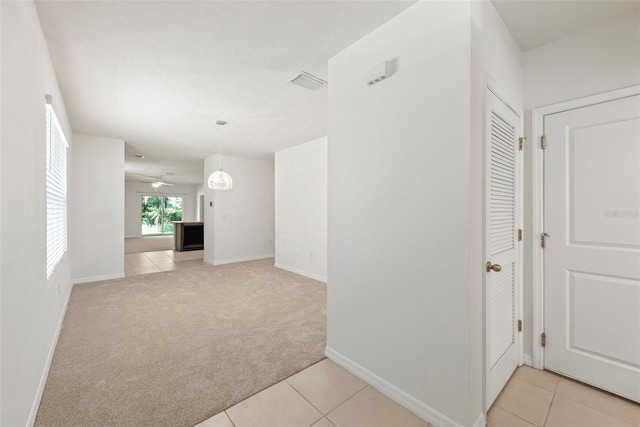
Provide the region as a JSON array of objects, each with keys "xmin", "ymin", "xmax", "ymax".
[{"xmin": 46, "ymin": 95, "xmax": 68, "ymax": 278}]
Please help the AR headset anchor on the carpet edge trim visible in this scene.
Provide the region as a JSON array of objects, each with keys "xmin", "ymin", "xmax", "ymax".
[
  {"xmin": 195, "ymin": 356, "xmax": 329, "ymax": 425},
  {"xmin": 325, "ymin": 346, "xmax": 472, "ymax": 427},
  {"xmin": 27, "ymin": 282, "xmax": 74, "ymax": 426},
  {"xmin": 273, "ymin": 263, "xmax": 327, "ymax": 283}
]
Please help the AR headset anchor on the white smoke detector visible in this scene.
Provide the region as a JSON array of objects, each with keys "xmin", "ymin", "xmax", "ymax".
[{"xmin": 367, "ymin": 60, "xmax": 393, "ymax": 86}]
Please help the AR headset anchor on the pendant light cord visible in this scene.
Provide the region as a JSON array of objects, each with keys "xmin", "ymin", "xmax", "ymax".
[{"xmin": 219, "ymin": 143, "xmax": 223, "ymax": 170}]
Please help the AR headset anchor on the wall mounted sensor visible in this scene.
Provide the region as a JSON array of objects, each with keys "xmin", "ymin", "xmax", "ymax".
[{"xmin": 366, "ymin": 60, "xmax": 394, "ymax": 86}]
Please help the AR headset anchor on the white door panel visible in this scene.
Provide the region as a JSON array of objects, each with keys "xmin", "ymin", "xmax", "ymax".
[
  {"xmin": 486, "ymin": 90, "xmax": 521, "ymax": 409},
  {"xmin": 570, "ymin": 118, "xmax": 640, "ymax": 247},
  {"xmin": 569, "ymin": 272, "xmax": 640, "ymax": 366},
  {"xmin": 544, "ymin": 95, "xmax": 640, "ymax": 402}
]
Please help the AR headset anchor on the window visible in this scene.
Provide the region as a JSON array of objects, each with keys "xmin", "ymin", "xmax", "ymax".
[
  {"xmin": 141, "ymin": 196, "xmax": 183, "ymax": 235},
  {"xmin": 45, "ymin": 95, "xmax": 68, "ymax": 278}
]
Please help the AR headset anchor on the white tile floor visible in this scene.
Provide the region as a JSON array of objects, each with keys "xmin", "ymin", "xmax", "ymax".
[
  {"xmin": 490, "ymin": 366, "xmax": 639, "ymax": 426},
  {"xmin": 124, "ymin": 249, "xmax": 204, "ymax": 276},
  {"xmin": 196, "ymin": 358, "xmax": 427, "ymax": 427},
  {"xmin": 196, "ymin": 361, "xmax": 640, "ymax": 427}
]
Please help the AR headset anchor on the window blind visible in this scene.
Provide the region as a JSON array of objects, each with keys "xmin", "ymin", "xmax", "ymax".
[{"xmin": 46, "ymin": 96, "xmax": 68, "ymax": 278}]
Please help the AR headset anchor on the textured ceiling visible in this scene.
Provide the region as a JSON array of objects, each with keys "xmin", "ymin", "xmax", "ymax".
[
  {"xmin": 36, "ymin": 1, "xmax": 638, "ymax": 184},
  {"xmin": 35, "ymin": 0, "xmax": 417, "ymax": 184}
]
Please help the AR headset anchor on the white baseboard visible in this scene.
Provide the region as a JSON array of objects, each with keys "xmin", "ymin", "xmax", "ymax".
[
  {"xmin": 325, "ymin": 347, "xmax": 474, "ymax": 427},
  {"xmin": 274, "ymin": 263, "xmax": 327, "ymax": 283},
  {"xmin": 472, "ymin": 412, "xmax": 486, "ymax": 427},
  {"xmin": 125, "ymin": 235, "xmax": 141, "ymax": 239},
  {"xmin": 27, "ymin": 282, "xmax": 74, "ymax": 426},
  {"xmin": 73, "ymin": 272, "xmax": 125, "ymax": 285},
  {"xmin": 212, "ymin": 254, "xmax": 274, "ymax": 266},
  {"xmin": 523, "ymin": 353, "xmax": 533, "ymax": 367}
]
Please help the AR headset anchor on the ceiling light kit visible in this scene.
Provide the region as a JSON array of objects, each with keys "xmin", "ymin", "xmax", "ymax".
[
  {"xmin": 151, "ymin": 179, "xmax": 175, "ymax": 190},
  {"xmin": 207, "ymin": 120, "xmax": 233, "ymax": 190}
]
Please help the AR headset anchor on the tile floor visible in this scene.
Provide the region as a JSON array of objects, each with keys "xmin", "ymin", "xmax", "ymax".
[
  {"xmin": 489, "ymin": 366, "xmax": 639, "ymax": 427},
  {"xmin": 195, "ymin": 360, "xmax": 639, "ymax": 427},
  {"xmin": 124, "ymin": 249, "xmax": 204, "ymax": 276}
]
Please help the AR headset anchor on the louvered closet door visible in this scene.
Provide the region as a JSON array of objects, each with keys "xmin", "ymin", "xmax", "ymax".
[{"xmin": 486, "ymin": 90, "xmax": 521, "ymax": 409}]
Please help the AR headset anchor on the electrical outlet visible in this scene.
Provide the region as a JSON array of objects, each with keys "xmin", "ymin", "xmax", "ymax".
[
  {"xmin": 309, "ymin": 252, "xmax": 313, "ymax": 259},
  {"xmin": 268, "ymin": 240, "xmax": 272, "ymax": 244}
]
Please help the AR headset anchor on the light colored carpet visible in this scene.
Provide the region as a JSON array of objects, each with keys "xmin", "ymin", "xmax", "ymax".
[
  {"xmin": 35, "ymin": 258, "xmax": 327, "ymax": 427},
  {"xmin": 125, "ymin": 236, "xmax": 173, "ymax": 253}
]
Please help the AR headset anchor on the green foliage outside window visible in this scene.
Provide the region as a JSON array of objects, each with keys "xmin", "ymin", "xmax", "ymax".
[{"xmin": 141, "ymin": 196, "xmax": 182, "ymax": 235}]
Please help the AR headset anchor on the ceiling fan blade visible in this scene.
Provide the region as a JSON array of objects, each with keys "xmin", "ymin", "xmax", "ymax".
[{"xmin": 126, "ymin": 173, "xmax": 156, "ymax": 182}]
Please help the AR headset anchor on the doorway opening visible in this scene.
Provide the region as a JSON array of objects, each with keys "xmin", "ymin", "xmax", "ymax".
[{"xmin": 141, "ymin": 195, "xmax": 183, "ymax": 236}]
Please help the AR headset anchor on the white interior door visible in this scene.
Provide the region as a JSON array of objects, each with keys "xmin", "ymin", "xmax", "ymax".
[
  {"xmin": 486, "ymin": 89, "xmax": 521, "ymax": 408},
  {"xmin": 544, "ymin": 94, "xmax": 640, "ymax": 402}
]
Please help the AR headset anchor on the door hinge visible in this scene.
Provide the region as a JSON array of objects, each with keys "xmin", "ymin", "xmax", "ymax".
[
  {"xmin": 541, "ymin": 135, "xmax": 547, "ymax": 149},
  {"xmin": 541, "ymin": 232, "xmax": 550, "ymax": 248},
  {"xmin": 518, "ymin": 319, "xmax": 522, "ymax": 332},
  {"xmin": 518, "ymin": 229, "xmax": 523, "ymax": 241},
  {"xmin": 541, "ymin": 332, "xmax": 546, "ymax": 347},
  {"xmin": 519, "ymin": 137, "xmax": 525, "ymax": 151}
]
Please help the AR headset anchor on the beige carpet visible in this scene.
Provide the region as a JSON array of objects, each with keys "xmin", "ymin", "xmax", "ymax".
[
  {"xmin": 125, "ymin": 236, "xmax": 173, "ymax": 253},
  {"xmin": 35, "ymin": 258, "xmax": 327, "ymax": 427}
]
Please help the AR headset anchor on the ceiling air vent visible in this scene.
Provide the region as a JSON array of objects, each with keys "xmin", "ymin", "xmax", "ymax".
[{"xmin": 288, "ymin": 71, "xmax": 327, "ymax": 91}]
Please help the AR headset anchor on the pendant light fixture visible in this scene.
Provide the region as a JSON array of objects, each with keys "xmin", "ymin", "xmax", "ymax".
[{"xmin": 207, "ymin": 121, "xmax": 233, "ymax": 190}]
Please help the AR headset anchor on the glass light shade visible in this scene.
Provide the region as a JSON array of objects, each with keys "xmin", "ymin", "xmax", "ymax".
[{"xmin": 207, "ymin": 169, "xmax": 233, "ymax": 190}]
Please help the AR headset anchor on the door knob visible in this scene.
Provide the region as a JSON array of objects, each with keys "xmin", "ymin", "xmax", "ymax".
[{"xmin": 486, "ymin": 261, "xmax": 502, "ymax": 273}]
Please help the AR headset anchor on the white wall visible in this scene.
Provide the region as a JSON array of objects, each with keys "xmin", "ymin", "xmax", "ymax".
[
  {"xmin": 523, "ymin": 11, "xmax": 640, "ymax": 111},
  {"xmin": 0, "ymin": 0, "xmax": 4, "ymax": 415},
  {"xmin": 204, "ymin": 154, "xmax": 274, "ymax": 265},
  {"xmin": 327, "ymin": 2, "xmax": 477, "ymax": 425},
  {"xmin": 327, "ymin": 1, "xmax": 524, "ymax": 424},
  {"xmin": 0, "ymin": 2, "xmax": 74, "ymax": 425},
  {"xmin": 275, "ymin": 137, "xmax": 327, "ymax": 282},
  {"xmin": 71, "ymin": 134, "xmax": 125, "ymax": 283},
  {"xmin": 196, "ymin": 183, "xmax": 205, "ymax": 221},
  {"xmin": 521, "ymin": 11, "xmax": 640, "ymax": 360},
  {"xmin": 124, "ymin": 181, "xmax": 198, "ymax": 238}
]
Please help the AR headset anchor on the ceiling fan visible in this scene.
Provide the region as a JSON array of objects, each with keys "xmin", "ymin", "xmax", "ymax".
[
  {"xmin": 151, "ymin": 179, "xmax": 175, "ymax": 189},
  {"xmin": 125, "ymin": 173, "xmax": 178, "ymax": 190}
]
